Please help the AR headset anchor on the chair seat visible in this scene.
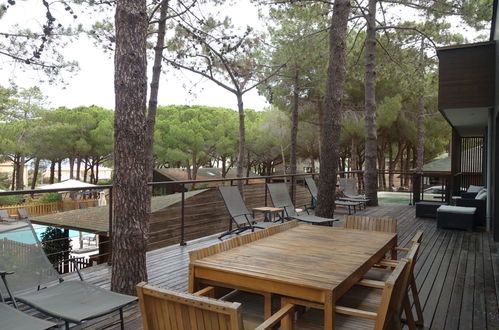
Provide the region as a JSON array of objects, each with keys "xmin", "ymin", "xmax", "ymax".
[
  {"xmin": 294, "ymin": 213, "xmax": 339, "ymax": 225},
  {"xmin": 0, "ymin": 303, "xmax": 56, "ymax": 330},
  {"xmin": 17, "ymin": 281, "xmax": 137, "ymax": 324}
]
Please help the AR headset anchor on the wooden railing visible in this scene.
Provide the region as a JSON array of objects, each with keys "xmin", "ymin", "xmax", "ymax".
[{"xmin": 0, "ymin": 199, "xmax": 101, "ymax": 217}]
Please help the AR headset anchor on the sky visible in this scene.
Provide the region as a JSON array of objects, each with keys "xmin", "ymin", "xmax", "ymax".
[
  {"xmin": 0, "ymin": 0, "xmax": 269, "ymax": 111},
  {"xmin": 0, "ymin": 1, "xmax": 489, "ymax": 112}
]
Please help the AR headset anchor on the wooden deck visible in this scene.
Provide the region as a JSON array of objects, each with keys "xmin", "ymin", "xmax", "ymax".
[{"xmin": 65, "ymin": 203, "xmax": 499, "ymax": 329}]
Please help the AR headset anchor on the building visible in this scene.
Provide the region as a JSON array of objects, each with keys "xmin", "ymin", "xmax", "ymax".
[
  {"xmin": 436, "ymin": 0, "xmax": 499, "ymax": 239},
  {"xmin": 42, "ymin": 165, "xmax": 113, "ymax": 182}
]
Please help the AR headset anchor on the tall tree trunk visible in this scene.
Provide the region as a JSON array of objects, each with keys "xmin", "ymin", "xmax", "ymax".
[
  {"xmin": 221, "ymin": 156, "xmax": 227, "ymax": 178},
  {"xmin": 316, "ymin": 0, "xmax": 351, "ymax": 218},
  {"xmin": 57, "ymin": 160, "xmax": 62, "ymax": 182},
  {"xmin": 236, "ymin": 92, "xmax": 246, "ymax": 193},
  {"xmin": 16, "ymin": 156, "xmax": 25, "ymax": 190},
  {"xmin": 290, "ymin": 70, "xmax": 299, "ymax": 201},
  {"xmin": 388, "ymin": 143, "xmax": 394, "ymax": 188},
  {"xmin": 49, "ymin": 160, "xmax": 55, "ymax": 184},
  {"xmin": 145, "ymin": 0, "xmax": 168, "ymax": 208},
  {"xmin": 31, "ymin": 158, "xmax": 40, "ymax": 190},
  {"xmin": 83, "ymin": 159, "xmax": 89, "ymax": 182},
  {"xmin": 416, "ymin": 38, "xmax": 426, "ymax": 173},
  {"xmin": 76, "ymin": 158, "xmax": 81, "ymax": 181},
  {"xmin": 69, "ymin": 157, "xmax": 75, "ymax": 179},
  {"xmin": 112, "ymin": 0, "xmax": 149, "ymax": 295},
  {"xmin": 11, "ymin": 157, "xmax": 16, "ymax": 190},
  {"xmin": 363, "ymin": 0, "xmax": 379, "ymax": 206},
  {"xmin": 95, "ymin": 159, "xmax": 100, "ymax": 183}
]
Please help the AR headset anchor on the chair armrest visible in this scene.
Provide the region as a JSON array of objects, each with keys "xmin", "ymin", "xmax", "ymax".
[
  {"xmin": 358, "ymin": 279, "xmax": 385, "ymax": 289},
  {"xmin": 255, "ymin": 303, "xmax": 295, "ymax": 330},
  {"xmin": 395, "ymin": 247, "xmax": 410, "ymax": 252},
  {"xmin": 193, "ymin": 286, "xmax": 215, "ymax": 298},
  {"xmin": 0, "ymin": 271, "xmax": 14, "ymax": 277},
  {"xmin": 335, "ymin": 305, "xmax": 377, "ymax": 320}
]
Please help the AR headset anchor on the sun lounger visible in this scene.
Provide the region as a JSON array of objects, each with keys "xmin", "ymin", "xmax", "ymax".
[
  {"xmin": 218, "ymin": 186, "xmax": 280, "ymax": 240},
  {"xmin": 0, "ymin": 210, "xmax": 16, "ymax": 222},
  {"xmin": 0, "ymin": 220, "xmax": 137, "ymax": 329},
  {"xmin": 0, "ymin": 302, "xmax": 56, "ymax": 330},
  {"xmin": 267, "ymin": 183, "xmax": 338, "ymax": 225},
  {"xmin": 338, "ymin": 177, "xmax": 370, "ymax": 202},
  {"xmin": 304, "ymin": 177, "xmax": 362, "ymax": 214}
]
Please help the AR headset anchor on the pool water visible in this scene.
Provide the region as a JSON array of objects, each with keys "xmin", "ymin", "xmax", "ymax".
[{"xmin": 0, "ymin": 225, "xmax": 87, "ymax": 244}]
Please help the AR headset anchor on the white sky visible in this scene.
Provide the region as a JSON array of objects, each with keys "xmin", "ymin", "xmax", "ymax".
[{"xmin": 0, "ymin": 1, "xmax": 490, "ymax": 111}]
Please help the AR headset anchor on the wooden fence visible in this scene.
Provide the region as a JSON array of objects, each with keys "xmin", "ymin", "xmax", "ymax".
[{"xmin": 0, "ymin": 199, "xmax": 101, "ymax": 218}]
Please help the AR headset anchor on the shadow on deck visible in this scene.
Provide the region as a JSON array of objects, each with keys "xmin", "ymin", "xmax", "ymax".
[{"xmin": 69, "ymin": 203, "xmax": 499, "ymax": 329}]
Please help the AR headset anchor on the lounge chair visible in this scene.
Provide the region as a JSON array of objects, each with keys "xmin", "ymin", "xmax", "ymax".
[
  {"xmin": 338, "ymin": 177, "xmax": 370, "ymax": 202},
  {"xmin": 17, "ymin": 208, "xmax": 29, "ymax": 220},
  {"xmin": 1, "ymin": 271, "xmax": 57, "ymax": 330},
  {"xmin": 0, "ymin": 219, "xmax": 137, "ymax": 329},
  {"xmin": 218, "ymin": 186, "xmax": 280, "ymax": 240},
  {"xmin": 0, "ymin": 210, "xmax": 16, "ymax": 222},
  {"xmin": 304, "ymin": 177, "xmax": 362, "ymax": 214},
  {"xmin": 266, "ymin": 183, "xmax": 339, "ymax": 225},
  {"xmin": 136, "ymin": 282, "xmax": 295, "ymax": 330}
]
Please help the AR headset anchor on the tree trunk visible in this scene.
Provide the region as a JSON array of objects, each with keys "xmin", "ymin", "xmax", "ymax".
[
  {"xmin": 95, "ymin": 159, "xmax": 100, "ymax": 183},
  {"xmin": 221, "ymin": 156, "xmax": 227, "ymax": 178},
  {"xmin": 388, "ymin": 143, "xmax": 394, "ymax": 188},
  {"xmin": 57, "ymin": 160, "xmax": 62, "ymax": 182},
  {"xmin": 16, "ymin": 156, "xmax": 25, "ymax": 190},
  {"xmin": 316, "ymin": 0, "xmax": 351, "ymax": 218},
  {"xmin": 69, "ymin": 157, "xmax": 75, "ymax": 179},
  {"xmin": 145, "ymin": 0, "xmax": 168, "ymax": 209},
  {"xmin": 111, "ymin": 0, "xmax": 149, "ymax": 295},
  {"xmin": 363, "ymin": 0, "xmax": 379, "ymax": 206},
  {"xmin": 50, "ymin": 160, "xmax": 55, "ymax": 184},
  {"xmin": 416, "ymin": 38, "xmax": 426, "ymax": 173},
  {"xmin": 236, "ymin": 92, "xmax": 246, "ymax": 193},
  {"xmin": 83, "ymin": 159, "xmax": 89, "ymax": 182},
  {"xmin": 31, "ymin": 158, "xmax": 40, "ymax": 190},
  {"xmin": 11, "ymin": 156, "xmax": 16, "ymax": 190},
  {"xmin": 76, "ymin": 158, "xmax": 81, "ymax": 181},
  {"xmin": 290, "ymin": 70, "xmax": 299, "ymax": 201}
]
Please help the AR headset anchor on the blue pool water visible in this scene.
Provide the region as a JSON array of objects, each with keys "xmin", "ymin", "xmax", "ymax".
[{"xmin": 0, "ymin": 225, "xmax": 87, "ymax": 244}]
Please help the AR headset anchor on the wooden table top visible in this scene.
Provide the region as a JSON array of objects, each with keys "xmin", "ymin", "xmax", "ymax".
[
  {"xmin": 191, "ymin": 225, "xmax": 396, "ymax": 296},
  {"xmin": 252, "ymin": 206, "xmax": 284, "ymax": 212}
]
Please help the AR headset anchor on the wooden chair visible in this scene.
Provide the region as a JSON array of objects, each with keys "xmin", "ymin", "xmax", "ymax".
[
  {"xmin": 343, "ymin": 215, "xmax": 397, "ymax": 233},
  {"xmin": 136, "ymin": 282, "xmax": 295, "ymax": 330},
  {"xmin": 369, "ymin": 230, "xmax": 424, "ymax": 326},
  {"xmin": 284, "ymin": 259, "xmax": 409, "ymax": 329}
]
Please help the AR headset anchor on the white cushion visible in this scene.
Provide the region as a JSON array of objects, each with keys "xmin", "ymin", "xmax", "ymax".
[
  {"xmin": 467, "ymin": 185, "xmax": 484, "ymax": 193},
  {"xmin": 475, "ymin": 190, "xmax": 487, "ymax": 200},
  {"xmin": 437, "ymin": 205, "xmax": 477, "ymax": 215}
]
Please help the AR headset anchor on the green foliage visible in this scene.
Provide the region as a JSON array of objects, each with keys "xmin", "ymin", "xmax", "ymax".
[
  {"xmin": 0, "ymin": 195, "xmax": 24, "ymax": 206},
  {"xmin": 40, "ymin": 227, "xmax": 71, "ymax": 264},
  {"xmin": 39, "ymin": 193, "xmax": 62, "ymax": 203}
]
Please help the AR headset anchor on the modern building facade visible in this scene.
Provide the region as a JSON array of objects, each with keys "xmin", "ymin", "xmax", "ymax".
[{"xmin": 437, "ymin": 0, "xmax": 499, "ymax": 239}]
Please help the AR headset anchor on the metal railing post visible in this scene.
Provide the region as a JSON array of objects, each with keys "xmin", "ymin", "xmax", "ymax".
[
  {"xmin": 264, "ymin": 177, "xmax": 268, "ymax": 206},
  {"xmin": 107, "ymin": 187, "xmax": 113, "ymax": 265},
  {"xmin": 180, "ymin": 184, "xmax": 186, "ymax": 246}
]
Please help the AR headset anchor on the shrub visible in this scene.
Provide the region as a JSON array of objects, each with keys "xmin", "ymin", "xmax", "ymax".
[
  {"xmin": 40, "ymin": 227, "xmax": 71, "ymax": 264},
  {"xmin": 0, "ymin": 195, "xmax": 24, "ymax": 206},
  {"xmin": 40, "ymin": 192, "xmax": 62, "ymax": 203}
]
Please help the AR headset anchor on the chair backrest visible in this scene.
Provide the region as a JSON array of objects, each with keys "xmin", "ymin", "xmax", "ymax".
[
  {"xmin": 304, "ymin": 177, "xmax": 318, "ymax": 200},
  {"xmin": 17, "ymin": 208, "xmax": 28, "ymax": 220},
  {"xmin": 0, "ymin": 220, "xmax": 61, "ymax": 295},
  {"xmin": 136, "ymin": 282, "xmax": 244, "ymax": 330},
  {"xmin": 0, "ymin": 210, "xmax": 11, "ymax": 220},
  {"xmin": 218, "ymin": 186, "xmax": 254, "ymax": 227},
  {"xmin": 78, "ymin": 202, "xmax": 88, "ymax": 209},
  {"xmin": 343, "ymin": 216, "xmax": 397, "ymax": 233},
  {"xmin": 374, "ymin": 259, "xmax": 408, "ymax": 330},
  {"xmin": 266, "ymin": 183, "xmax": 298, "ymax": 217},
  {"xmin": 342, "ymin": 177, "xmax": 359, "ymax": 196}
]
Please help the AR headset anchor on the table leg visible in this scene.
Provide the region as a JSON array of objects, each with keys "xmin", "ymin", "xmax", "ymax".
[
  {"xmin": 263, "ymin": 292, "xmax": 272, "ymax": 319},
  {"xmin": 324, "ymin": 293, "xmax": 334, "ymax": 329},
  {"xmin": 188, "ymin": 265, "xmax": 198, "ymax": 293}
]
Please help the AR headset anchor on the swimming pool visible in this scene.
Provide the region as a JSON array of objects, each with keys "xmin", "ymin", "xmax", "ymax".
[
  {"xmin": 0, "ymin": 225, "xmax": 86, "ymax": 244},
  {"xmin": 378, "ymin": 192, "xmax": 411, "ymax": 204}
]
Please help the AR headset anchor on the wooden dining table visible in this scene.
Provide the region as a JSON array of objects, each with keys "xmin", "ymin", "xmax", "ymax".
[{"xmin": 189, "ymin": 225, "xmax": 397, "ymax": 329}]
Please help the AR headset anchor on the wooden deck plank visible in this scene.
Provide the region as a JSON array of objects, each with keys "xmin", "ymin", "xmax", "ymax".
[{"xmin": 55, "ymin": 203, "xmax": 499, "ymax": 329}]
